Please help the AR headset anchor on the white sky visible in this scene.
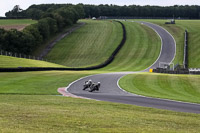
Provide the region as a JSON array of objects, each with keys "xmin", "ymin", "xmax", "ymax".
[{"xmin": 1, "ymin": 0, "xmax": 200, "ymax": 16}]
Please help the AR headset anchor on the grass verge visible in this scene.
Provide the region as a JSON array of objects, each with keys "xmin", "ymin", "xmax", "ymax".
[
  {"xmin": 0, "ymin": 71, "xmax": 99, "ymax": 95},
  {"xmin": 119, "ymin": 73, "xmax": 200, "ymax": 103},
  {"xmin": 0, "ymin": 95, "xmax": 200, "ymax": 132}
]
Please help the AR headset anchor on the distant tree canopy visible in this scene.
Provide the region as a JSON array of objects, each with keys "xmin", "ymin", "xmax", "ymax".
[
  {"xmin": 1, "ymin": 4, "xmax": 85, "ymax": 55},
  {"xmin": 5, "ymin": 4, "xmax": 200, "ymax": 19},
  {"xmin": 82, "ymin": 4, "xmax": 200, "ymax": 19},
  {"xmin": 5, "ymin": 5, "xmax": 25, "ymax": 18}
]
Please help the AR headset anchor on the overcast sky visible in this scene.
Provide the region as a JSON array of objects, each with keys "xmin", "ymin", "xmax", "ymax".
[{"xmin": 1, "ymin": 0, "xmax": 200, "ymax": 16}]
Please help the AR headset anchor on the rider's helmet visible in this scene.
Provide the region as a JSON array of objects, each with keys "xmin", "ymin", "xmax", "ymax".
[
  {"xmin": 98, "ymin": 82, "xmax": 100, "ymax": 85},
  {"xmin": 88, "ymin": 79, "xmax": 92, "ymax": 82}
]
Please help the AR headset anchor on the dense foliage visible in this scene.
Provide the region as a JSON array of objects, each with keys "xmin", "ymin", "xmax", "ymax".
[
  {"xmin": 1, "ymin": 4, "xmax": 84, "ymax": 55},
  {"xmin": 83, "ymin": 4, "xmax": 200, "ymax": 19}
]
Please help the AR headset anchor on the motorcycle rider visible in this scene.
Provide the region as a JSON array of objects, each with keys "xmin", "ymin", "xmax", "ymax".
[
  {"xmin": 89, "ymin": 82, "xmax": 100, "ymax": 92},
  {"xmin": 83, "ymin": 79, "xmax": 92, "ymax": 90}
]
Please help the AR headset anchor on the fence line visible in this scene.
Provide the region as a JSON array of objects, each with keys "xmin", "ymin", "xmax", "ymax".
[{"xmin": 0, "ymin": 49, "xmax": 50, "ymax": 62}]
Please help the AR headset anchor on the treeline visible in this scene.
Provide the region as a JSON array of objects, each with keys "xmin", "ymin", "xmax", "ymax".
[
  {"xmin": 6, "ymin": 4, "xmax": 200, "ymax": 19},
  {"xmin": 83, "ymin": 4, "xmax": 200, "ymax": 19},
  {"xmin": 1, "ymin": 4, "xmax": 84, "ymax": 54}
]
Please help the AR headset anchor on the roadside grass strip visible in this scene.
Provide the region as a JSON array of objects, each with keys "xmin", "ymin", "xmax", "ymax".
[
  {"xmin": 46, "ymin": 20, "xmax": 123, "ymax": 68},
  {"xmin": 0, "ymin": 55, "xmax": 65, "ymax": 68},
  {"xmin": 0, "ymin": 95, "xmax": 200, "ymax": 132},
  {"xmin": 101, "ymin": 21, "xmax": 161, "ymax": 71},
  {"xmin": 119, "ymin": 73, "xmax": 200, "ymax": 104}
]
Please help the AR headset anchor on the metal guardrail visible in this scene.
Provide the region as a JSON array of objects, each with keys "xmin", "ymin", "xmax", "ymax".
[
  {"xmin": 189, "ymin": 68, "xmax": 200, "ymax": 74},
  {"xmin": 183, "ymin": 30, "xmax": 188, "ymax": 69}
]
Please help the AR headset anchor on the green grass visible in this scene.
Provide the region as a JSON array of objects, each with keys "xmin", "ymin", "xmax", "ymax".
[
  {"xmin": 46, "ymin": 19, "xmax": 123, "ymax": 68},
  {"xmin": 101, "ymin": 21, "xmax": 161, "ymax": 71},
  {"xmin": 0, "ymin": 19, "xmax": 37, "ymax": 25},
  {"xmin": 120, "ymin": 73, "xmax": 200, "ymax": 103},
  {"xmin": 0, "ymin": 55, "xmax": 65, "ymax": 68},
  {"xmin": 176, "ymin": 20, "xmax": 200, "ymax": 68},
  {"xmin": 0, "ymin": 71, "xmax": 97, "ymax": 95},
  {"xmin": 0, "ymin": 95, "xmax": 200, "ymax": 132},
  {"xmin": 0, "ymin": 95, "xmax": 200, "ymax": 133}
]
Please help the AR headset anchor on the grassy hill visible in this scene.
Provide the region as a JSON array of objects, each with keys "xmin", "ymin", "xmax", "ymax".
[
  {"xmin": 0, "ymin": 55, "xmax": 65, "ymax": 68},
  {"xmin": 45, "ymin": 20, "xmax": 161, "ymax": 71},
  {"xmin": 45, "ymin": 19, "xmax": 123, "ymax": 68},
  {"xmin": 101, "ymin": 21, "xmax": 161, "ymax": 71}
]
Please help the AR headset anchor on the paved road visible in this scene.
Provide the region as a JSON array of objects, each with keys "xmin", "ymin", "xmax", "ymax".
[{"xmin": 67, "ymin": 22, "xmax": 200, "ymax": 114}]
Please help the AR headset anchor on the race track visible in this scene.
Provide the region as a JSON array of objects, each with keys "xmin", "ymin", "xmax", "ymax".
[{"xmin": 67, "ymin": 22, "xmax": 200, "ymax": 114}]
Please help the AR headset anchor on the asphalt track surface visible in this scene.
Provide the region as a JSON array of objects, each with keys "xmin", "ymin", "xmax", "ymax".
[{"xmin": 67, "ymin": 21, "xmax": 200, "ymax": 114}]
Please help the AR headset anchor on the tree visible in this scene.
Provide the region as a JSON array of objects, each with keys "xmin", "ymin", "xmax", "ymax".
[
  {"xmin": 26, "ymin": 8, "xmax": 44, "ymax": 20},
  {"xmin": 5, "ymin": 5, "xmax": 23, "ymax": 18},
  {"xmin": 37, "ymin": 18, "xmax": 50, "ymax": 40},
  {"xmin": 23, "ymin": 24, "xmax": 43, "ymax": 47}
]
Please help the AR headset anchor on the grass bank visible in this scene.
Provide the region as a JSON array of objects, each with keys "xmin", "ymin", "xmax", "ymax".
[
  {"xmin": 46, "ymin": 19, "xmax": 122, "ymax": 68},
  {"xmin": 120, "ymin": 73, "xmax": 200, "ymax": 103}
]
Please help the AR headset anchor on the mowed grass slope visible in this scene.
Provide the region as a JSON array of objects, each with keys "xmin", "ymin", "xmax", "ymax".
[
  {"xmin": 0, "ymin": 55, "xmax": 65, "ymax": 68},
  {"xmin": 120, "ymin": 73, "xmax": 200, "ymax": 103},
  {"xmin": 176, "ymin": 20, "xmax": 200, "ymax": 68},
  {"xmin": 101, "ymin": 21, "xmax": 161, "ymax": 71},
  {"xmin": 0, "ymin": 19, "xmax": 37, "ymax": 25},
  {"xmin": 46, "ymin": 20, "xmax": 123, "ymax": 68}
]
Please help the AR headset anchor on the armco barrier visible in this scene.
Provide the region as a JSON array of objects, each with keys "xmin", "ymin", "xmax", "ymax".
[
  {"xmin": 0, "ymin": 21, "xmax": 126, "ymax": 72},
  {"xmin": 183, "ymin": 30, "xmax": 188, "ymax": 69},
  {"xmin": 153, "ymin": 68, "xmax": 189, "ymax": 74}
]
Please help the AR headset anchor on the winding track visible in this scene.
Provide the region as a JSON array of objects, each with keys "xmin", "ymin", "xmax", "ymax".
[{"xmin": 67, "ymin": 21, "xmax": 200, "ymax": 114}]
